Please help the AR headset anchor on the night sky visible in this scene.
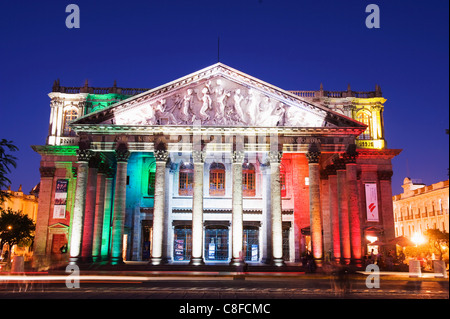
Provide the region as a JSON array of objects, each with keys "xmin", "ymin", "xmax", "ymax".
[{"xmin": 0, "ymin": 0, "xmax": 448, "ymax": 196}]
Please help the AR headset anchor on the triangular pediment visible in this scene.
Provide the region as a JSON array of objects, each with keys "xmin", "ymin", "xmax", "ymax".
[{"xmin": 72, "ymin": 63, "xmax": 363, "ymax": 129}]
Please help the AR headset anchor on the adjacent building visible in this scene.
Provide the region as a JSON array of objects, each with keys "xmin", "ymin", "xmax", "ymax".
[
  {"xmin": 32, "ymin": 63, "xmax": 401, "ymax": 266},
  {"xmin": 393, "ymin": 178, "xmax": 449, "ymax": 238}
]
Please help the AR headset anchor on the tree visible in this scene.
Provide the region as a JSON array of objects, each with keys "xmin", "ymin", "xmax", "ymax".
[
  {"xmin": 0, "ymin": 208, "xmax": 35, "ymax": 249},
  {"xmin": 0, "ymin": 139, "xmax": 18, "ymax": 204},
  {"xmin": 425, "ymin": 228, "xmax": 449, "ymax": 260}
]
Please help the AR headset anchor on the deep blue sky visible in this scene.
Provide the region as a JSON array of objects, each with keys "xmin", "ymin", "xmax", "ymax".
[{"xmin": 0, "ymin": 0, "xmax": 448, "ymax": 195}]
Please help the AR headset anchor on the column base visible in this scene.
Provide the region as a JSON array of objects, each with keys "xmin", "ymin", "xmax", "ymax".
[
  {"xmin": 272, "ymin": 258, "xmax": 285, "ymax": 267},
  {"xmin": 189, "ymin": 257, "xmax": 205, "ymax": 266},
  {"xmin": 351, "ymin": 258, "xmax": 363, "ymax": 268},
  {"xmin": 69, "ymin": 257, "xmax": 80, "ymax": 265},
  {"xmin": 150, "ymin": 257, "xmax": 163, "ymax": 266},
  {"xmin": 109, "ymin": 257, "xmax": 124, "ymax": 265},
  {"xmin": 229, "ymin": 258, "xmax": 246, "ymax": 267}
]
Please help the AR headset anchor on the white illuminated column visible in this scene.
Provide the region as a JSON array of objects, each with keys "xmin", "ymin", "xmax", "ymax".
[
  {"xmin": 190, "ymin": 150, "xmax": 205, "ymax": 265},
  {"xmin": 269, "ymin": 151, "xmax": 284, "ymax": 266},
  {"xmin": 91, "ymin": 163, "xmax": 107, "ymax": 262},
  {"xmin": 69, "ymin": 149, "xmax": 93, "ymax": 264},
  {"xmin": 230, "ymin": 150, "xmax": 245, "ymax": 266},
  {"xmin": 110, "ymin": 148, "xmax": 130, "ymax": 264},
  {"xmin": 151, "ymin": 150, "xmax": 169, "ymax": 265}
]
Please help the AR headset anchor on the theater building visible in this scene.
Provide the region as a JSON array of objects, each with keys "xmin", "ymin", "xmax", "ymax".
[{"xmin": 32, "ymin": 63, "xmax": 401, "ymax": 266}]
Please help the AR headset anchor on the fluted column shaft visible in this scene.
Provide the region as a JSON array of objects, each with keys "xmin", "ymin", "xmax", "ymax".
[
  {"xmin": 269, "ymin": 151, "xmax": 284, "ymax": 266},
  {"xmin": 230, "ymin": 151, "xmax": 245, "ymax": 266},
  {"xmin": 306, "ymin": 150, "xmax": 323, "ymax": 263},
  {"xmin": 110, "ymin": 148, "xmax": 130, "ymax": 264},
  {"xmin": 336, "ymin": 159, "xmax": 351, "ymax": 264},
  {"xmin": 190, "ymin": 150, "xmax": 204, "ymax": 265},
  {"xmin": 151, "ymin": 150, "xmax": 169, "ymax": 265},
  {"xmin": 92, "ymin": 163, "xmax": 107, "ymax": 261},
  {"xmin": 69, "ymin": 149, "xmax": 93, "ymax": 263}
]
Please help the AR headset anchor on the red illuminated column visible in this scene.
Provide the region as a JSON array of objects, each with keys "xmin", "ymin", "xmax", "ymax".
[
  {"xmin": 69, "ymin": 149, "xmax": 94, "ymax": 264},
  {"xmin": 306, "ymin": 149, "xmax": 323, "ymax": 264},
  {"xmin": 81, "ymin": 156, "xmax": 99, "ymax": 261},
  {"xmin": 110, "ymin": 146, "xmax": 130, "ymax": 264},
  {"xmin": 335, "ymin": 158, "xmax": 351, "ymax": 264},
  {"xmin": 151, "ymin": 149, "xmax": 169, "ymax": 265},
  {"xmin": 344, "ymin": 147, "xmax": 362, "ymax": 265},
  {"xmin": 327, "ymin": 165, "xmax": 341, "ymax": 262},
  {"xmin": 92, "ymin": 162, "xmax": 107, "ymax": 262}
]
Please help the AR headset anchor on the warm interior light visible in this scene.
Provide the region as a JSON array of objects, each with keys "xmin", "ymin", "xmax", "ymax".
[
  {"xmin": 411, "ymin": 232, "xmax": 426, "ymax": 246},
  {"xmin": 366, "ymin": 235, "xmax": 378, "ymax": 243}
]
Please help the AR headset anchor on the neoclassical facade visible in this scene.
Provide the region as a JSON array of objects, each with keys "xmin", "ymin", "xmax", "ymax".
[
  {"xmin": 32, "ymin": 63, "xmax": 401, "ymax": 267},
  {"xmin": 393, "ymin": 178, "xmax": 449, "ymax": 238}
]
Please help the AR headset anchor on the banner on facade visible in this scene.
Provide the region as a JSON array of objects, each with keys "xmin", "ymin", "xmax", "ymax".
[
  {"xmin": 53, "ymin": 179, "xmax": 68, "ymax": 219},
  {"xmin": 174, "ymin": 239, "xmax": 184, "ymax": 261},
  {"xmin": 364, "ymin": 183, "xmax": 379, "ymax": 221}
]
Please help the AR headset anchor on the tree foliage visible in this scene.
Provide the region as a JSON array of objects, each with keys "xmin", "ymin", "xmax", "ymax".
[
  {"xmin": 425, "ymin": 228, "xmax": 449, "ymax": 260},
  {"xmin": 0, "ymin": 139, "xmax": 18, "ymax": 204},
  {"xmin": 0, "ymin": 207, "xmax": 35, "ymax": 248}
]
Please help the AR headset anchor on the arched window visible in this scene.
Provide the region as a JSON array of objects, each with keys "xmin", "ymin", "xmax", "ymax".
[
  {"xmin": 179, "ymin": 162, "xmax": 194, "ymax": 196},
  {"xmin": 63, "ymin": 109, "xmax": 78, "ymax": 136},
  {"xmin": 280, "ymin": 164, "xmax": 287, "ymax": 197},
  {"xmin": 209, "ymin": 162, "xmax": 225, "ymax": 196},
  {"xmin": 356, "ymin": 110, "xmax": 372, "ymax": 140},
  {"xmin": 242, "ymin": 163, "xmax": 256, "ymax": 197}
]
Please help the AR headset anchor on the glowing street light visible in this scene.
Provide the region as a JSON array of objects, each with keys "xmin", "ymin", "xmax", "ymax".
[{"xmin": 411, "ymin": 232, "xmax": 426, "ymax": 246}]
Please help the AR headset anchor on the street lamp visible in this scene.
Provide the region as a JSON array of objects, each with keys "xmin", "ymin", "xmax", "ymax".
[{"xmin": 411, "ymin": 232, "xmax": 426, "ymax": 246}]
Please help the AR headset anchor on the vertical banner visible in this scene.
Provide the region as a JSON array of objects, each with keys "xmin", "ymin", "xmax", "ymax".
[
  {"xmin": 53, "ymin": 179, "xmax": 69, "ymax": 219},
  {"xmin": 365, "ymin": 183, "xmax": 379, "ymax": 221}
]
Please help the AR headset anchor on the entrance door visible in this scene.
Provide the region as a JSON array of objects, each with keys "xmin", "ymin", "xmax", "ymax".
[
  {"xmin": 243, "ymin": 227, "xmax": 259, "ymax": 261},
  {"xmin": 141, "ymin": 221, "xmax": 152, "ymax": 261},
  {"xmin": 173, "ymin": 226, "xmax": 192, "ymax": 261},
  {"xmin": 51, "ymin": 234, "xmax": 67, "ymax": 255},
  {"xmin": 204, "ymin": 227, "xmax": 229, "ymax": 261}
]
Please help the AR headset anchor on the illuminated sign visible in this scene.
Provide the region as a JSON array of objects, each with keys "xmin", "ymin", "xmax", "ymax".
[{"xmin": 365, "ymin": 183, "xmax": 379, "ymax": 221}]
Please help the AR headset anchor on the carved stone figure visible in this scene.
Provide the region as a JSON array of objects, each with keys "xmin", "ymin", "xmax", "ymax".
[
  {"xmin": 233, "ymin": 89, "xmax": 245, "ymax": 123},
  {"xmin": 199, "ymin": 86, "xmax": 212, "ymax": 121}
]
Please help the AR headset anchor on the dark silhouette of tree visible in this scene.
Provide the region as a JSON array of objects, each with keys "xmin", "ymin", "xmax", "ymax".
[
  {"xmin": 0, "ymin": 208, "xmax": 35, "ymax": 248},
  {"xmin": 0, "ymin": 139, "xmax": 18, "ymax": 204}
]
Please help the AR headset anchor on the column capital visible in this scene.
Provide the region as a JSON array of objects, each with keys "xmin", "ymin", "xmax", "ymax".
[
  {"xmin": 76, "ymin": 149, "xmax": 94, "ymax": 162},
  {"xmin": 342, "ymin": 144, "xmax": 359, "ymax": 164},
  {"xmin": 268, "ymin": 151, "xmax": 283, "ymax": 164},
  {"xmin": 154, "ymin": 150, "xmax": 169, "ymax": 163},
  {"xmin": 192, "ymin": 150, "xmax": 205, "ymax": 163},
  {"xmin": 232, "ymin": 150, "xmax": 245, "ymax": 164},
  {"xmin": 115, "ymin": 149, "xmax": 130, "ymax": 162},
  {"xmin": 306, "ymin": 151, "xmax": 321, "ymax": 164}
]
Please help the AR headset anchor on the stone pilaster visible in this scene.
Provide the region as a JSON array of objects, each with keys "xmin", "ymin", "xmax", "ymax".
[
  {"xmin": 306, "ymin": 149, "xmax": 323, "ymax": 263},
  {"xmin": 230, "ymin": 150, "xmax": 245, "ymax": 266},
  {"xmin": 110, "ymin": 148, "xmax": 130, "ymax": 264},
  {"xmin": 190, "ymin": 150, "xmax": 205, "ymax": 265},
  {"xmin": 268, "ymin": 150, "xmax": 284, "ymax": 266},
  {"xmin": 69, "ymin": 149, "xmax": 94, "ymax": 264},
  {"xmin": 151, "ymin": 150, "xmax": 169, "ymax": 265}
]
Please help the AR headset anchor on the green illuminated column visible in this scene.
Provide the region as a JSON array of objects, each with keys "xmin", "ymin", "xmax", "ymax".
[
  {"xmin": 269, "ymin": 151, "xmax": 284, "ymax": 266},
  {"xmin": 151, "ymin": 150, "xmax": 169, "ymax": 265},
  {"xmin": 230, "ymin": 150, "xmax": 245, "ymax": 266},
  {"xmin": 101, "ymin": 169, "xmax": 115, "ymax": 258},
  {"xmin": 92, "ymin": 161, "xmax": 108, "ymax": 262},
  {"xmin": 69, "ymin": 149, "xmax": 94, "ymax": 264},
  {"xmin": 190, "ymin": 150, "xmax": 205, "ymax": 265},
  {"xmin": 110, "ymin": 147, "xmax": 130, "ymax": 265}
]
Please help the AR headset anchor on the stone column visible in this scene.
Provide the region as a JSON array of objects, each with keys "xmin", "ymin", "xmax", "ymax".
[
  {"xmin": 190, "ymin": 150, "xmax": 205, "ymax": 265},
  {"xmin": 327, "ymin": 165, "xmax": 341, "ymax": 262},
  {"xmin": 230, "ymin": 150, "xmax": 245, "ymax": 266},
  {"xmin": 81, "ymin": 156, "xmax": 100, "ymax": 261},
  {"xmin": 269, "ymin": 151, "xmax": 284, "ymax": 266},
  {"xmin": 344, "ymin": 147, "xmax": 362, "ymax": 265},
  {"xmin": 110, "ymin": 147, "xmax": 130, "ymax": 264},
  {"xmin": 335, "ymin": 158, "xmax": 351, "ymax": 264},
  {"xmin": 100, "ymin": 169, "xmax": 115, "ymax": 258},
  {"xmin": 306, "ymin": 150, "xmax": 323, "ymax": 264},
  {"xmin": 151, "ymin": 150, "xmax": 169, "ymax": 265},
  {"xmin": 92, "ymin": 162, "xmax": 108, "ymax": 262},
  {"xmin": 69, "ymin": 149, "xmax": 94, "ymax": 263}
]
